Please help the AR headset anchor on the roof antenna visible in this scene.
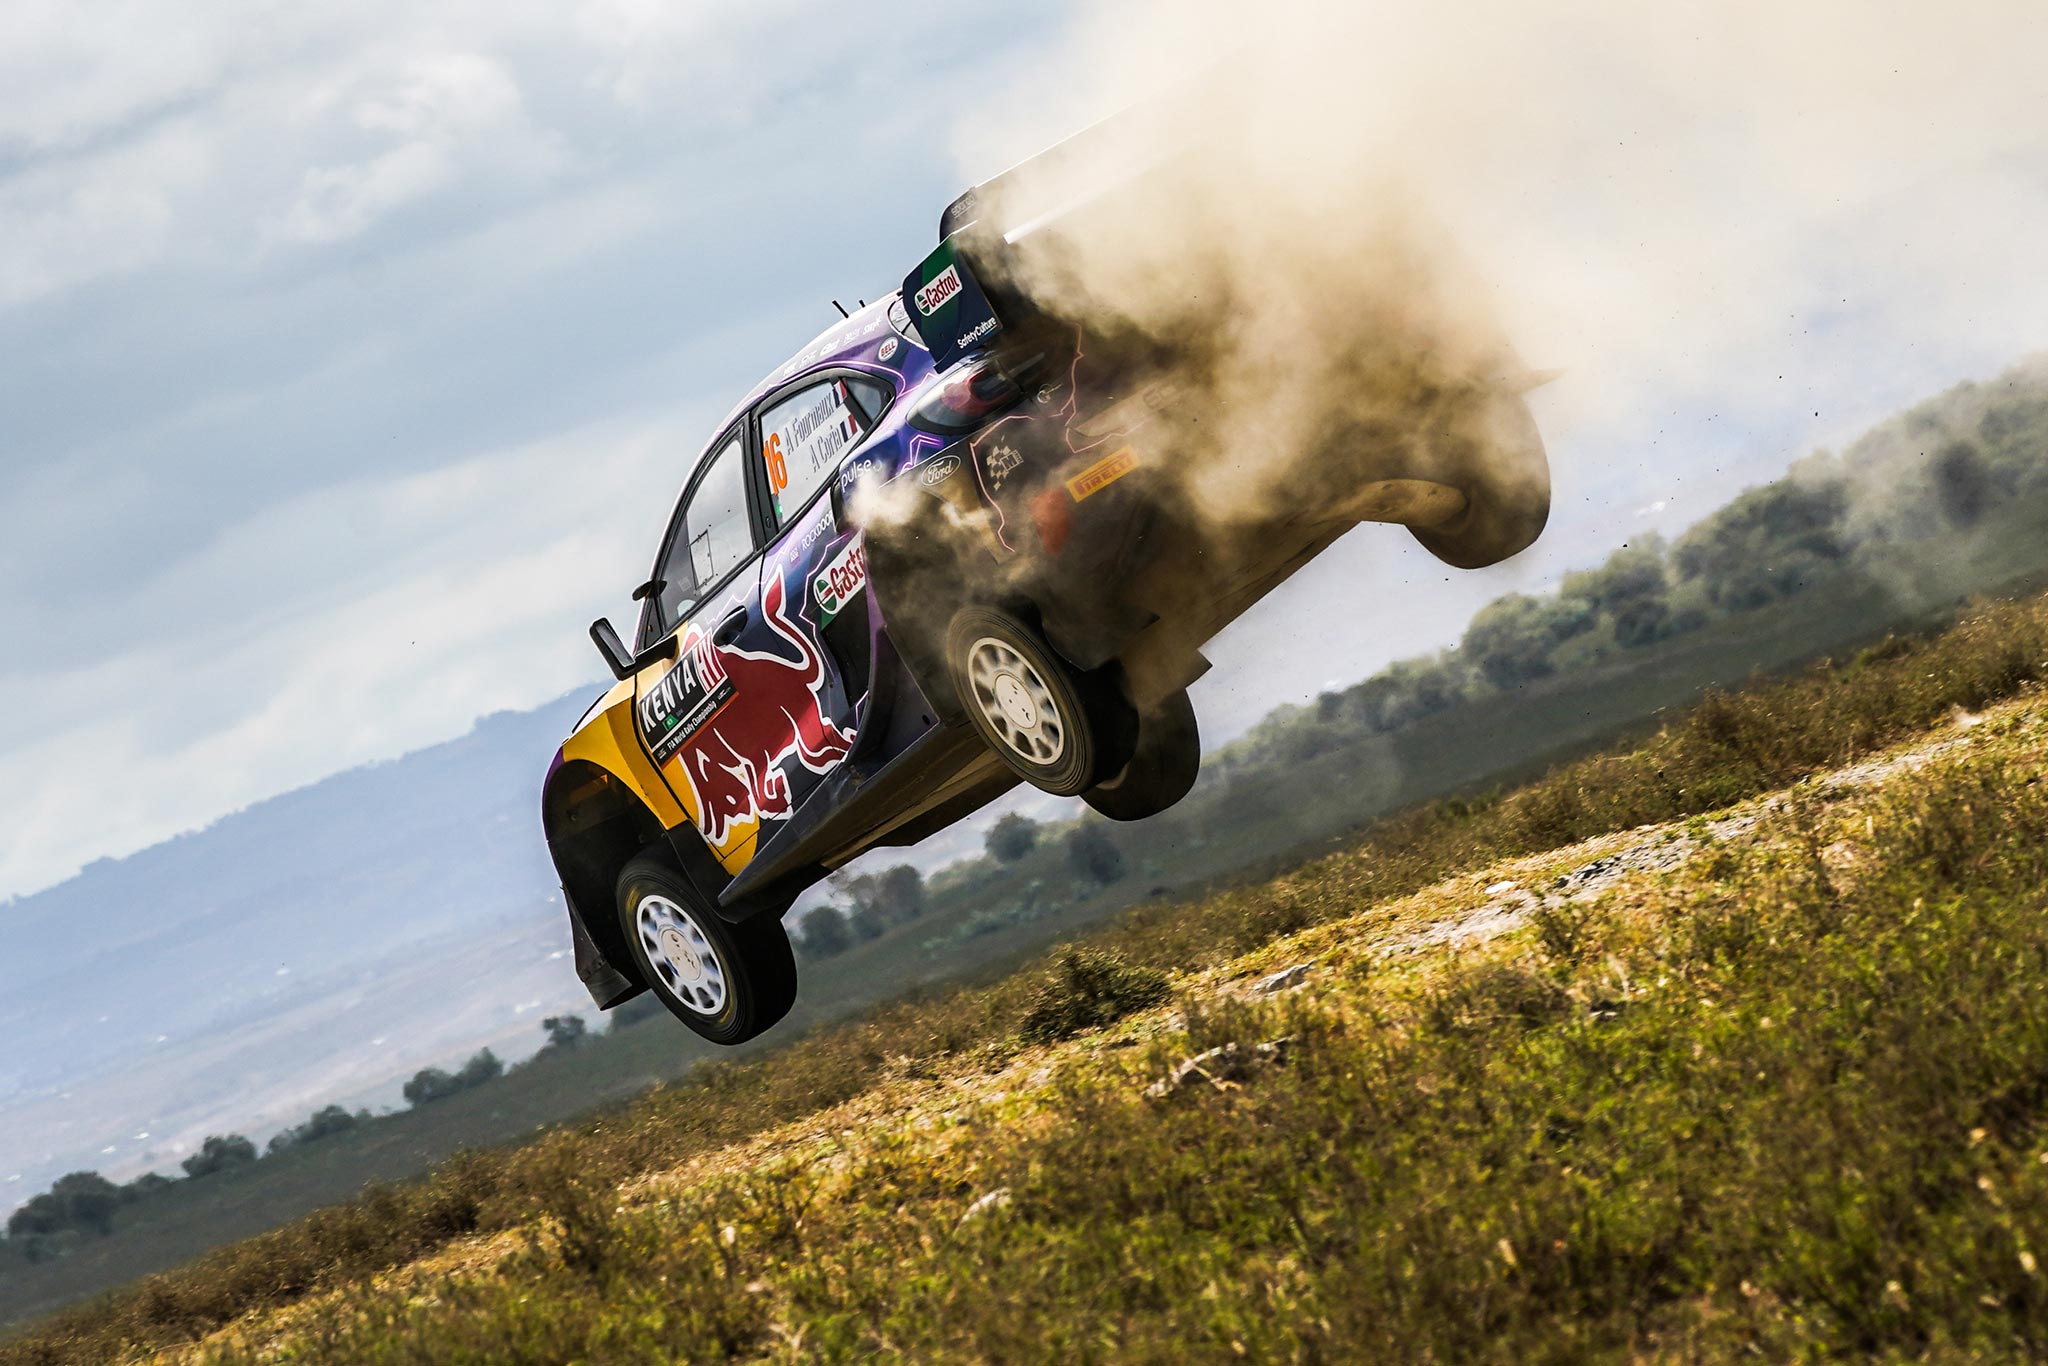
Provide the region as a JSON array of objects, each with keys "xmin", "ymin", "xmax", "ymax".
[
  {"xmin": 830, "ymin": 300, "xmax": 849, "ymax": 318},
  {"xmin": 857, "ymin": 299, "xmax": 866, "ymax": 308}
]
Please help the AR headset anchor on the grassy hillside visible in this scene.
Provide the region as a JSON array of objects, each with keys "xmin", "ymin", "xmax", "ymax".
[
  {"xmin": 9, "ymin": 553, "xmax": 2034, "ymax": 1335},
  {"xmin": 7, "ymin": 359, "xmax": 2048, "ymax": 1333},
  {"xmin": 9, "ymin": 593, "xmax": 2048, "ymax": 1361}
]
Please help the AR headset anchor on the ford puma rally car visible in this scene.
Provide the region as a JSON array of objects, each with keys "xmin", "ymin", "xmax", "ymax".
[{"xmin": 542, "ymin": 137, "xmax": 1552, "ymax": 1044}]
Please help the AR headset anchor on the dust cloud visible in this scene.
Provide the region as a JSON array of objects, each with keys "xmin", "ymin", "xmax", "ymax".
[
  {"xmin": 852, "ymin": 0, "xmax": 2048, "ymax": 727},
  {"xmin": 950, "ymin": 0, "xmax": 2048, "ymax": 530},
  {"xmin": 964, "ymin": 83, "xmax": 1530, "ymax": 537}
]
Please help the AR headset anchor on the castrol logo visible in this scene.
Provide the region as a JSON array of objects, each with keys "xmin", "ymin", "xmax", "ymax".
[{"xmin": 914, "ymin": 265, "xmax": 963, "ymax": 316}]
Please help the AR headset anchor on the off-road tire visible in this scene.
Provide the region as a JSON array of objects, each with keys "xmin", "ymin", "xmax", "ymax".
[
  {"xmin": 946, "ymin": 606, "xmax": 1131, "ymax": 797},
  {"xmin": 614, "ymin": 854, "xmax": 797, "ymax": 1045},
  {"xmin": 1084, "ymin": 688, "xmax": 1201, "ymax": 821}
]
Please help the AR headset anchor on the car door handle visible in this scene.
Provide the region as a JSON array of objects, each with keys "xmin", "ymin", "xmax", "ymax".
[{"xmin": 712, "ymin": 607, "xmax": 749, "ymax": 647}]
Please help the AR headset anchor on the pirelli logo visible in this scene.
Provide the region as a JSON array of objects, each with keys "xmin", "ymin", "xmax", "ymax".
[{"xmin": 1065, "ymin": 447, "xmax": 1138, "ymax": 502}]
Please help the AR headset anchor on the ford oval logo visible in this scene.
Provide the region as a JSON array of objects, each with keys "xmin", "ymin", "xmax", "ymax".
[{"xmin": 919, "ymin": 454, "xmax": 962, "ymax": 487}]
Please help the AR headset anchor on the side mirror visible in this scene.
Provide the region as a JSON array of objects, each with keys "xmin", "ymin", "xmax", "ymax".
[
  {"xmin": 590, "ymin": 618, "xmax": 635, "ymax": 681},
  {"xmin": 591, "ymin": 618, "xmax": 678, "ymax": 682}
]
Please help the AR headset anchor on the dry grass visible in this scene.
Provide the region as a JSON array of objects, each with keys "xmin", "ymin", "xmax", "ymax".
[{"xmin": 7, "ymin": 595, "xmax": 2048, "ymax": 1364}]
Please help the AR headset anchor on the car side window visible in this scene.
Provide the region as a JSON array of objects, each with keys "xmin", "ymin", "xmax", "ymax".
[
  {"xmin": 643, "ymin": 434, "xmax": 753, "ymax": 644},
  {"xmin": 844, "ymin": 374, "xmax": 892, "ymax": 425},
  {"xmin": 759, "ymin": 377, "xmax": 872, "ymax": 526}
]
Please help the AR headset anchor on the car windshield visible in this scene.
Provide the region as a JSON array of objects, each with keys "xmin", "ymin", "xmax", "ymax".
[{"xmin": 642, "ymin": 434, "xmax": 752, "ymax": 644}]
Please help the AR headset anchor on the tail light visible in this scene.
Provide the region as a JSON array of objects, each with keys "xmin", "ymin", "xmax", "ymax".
[{"xmin": 906, "ymin": 359, "xmax": 1023, "ymax": 435}]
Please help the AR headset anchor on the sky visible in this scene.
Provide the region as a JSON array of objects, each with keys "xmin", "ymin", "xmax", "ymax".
[{"xmin": 4, "ymin": 0, "xmax": 2048, "ymax": 902}]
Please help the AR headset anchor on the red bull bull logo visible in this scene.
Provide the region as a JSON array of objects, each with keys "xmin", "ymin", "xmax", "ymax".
[{"xmin": 643, "ymin": 572, "xmax": 855, "ymax": 851}]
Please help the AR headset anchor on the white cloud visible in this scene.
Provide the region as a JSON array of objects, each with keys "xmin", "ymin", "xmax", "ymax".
[
  {"xmin": 274, "ymin": 51, "xmax": 561, "ymax": 246},
  {"xmin": 0, "ymin": 2, "xmax": 715, "ymax": 306},
  {"xmin": 0, "ymin": 0, "xmax": 255, "ymax": 153},
  {"xmin": 6, "ymin": 0, "xmax": 2044, "ymax": 907},
  {"xmin": 0, "ymin": 119, "xmax": 215, "ymax": 305},
  {"xmin": 0, "ymin": 406, "xmax": 707, "ymax": 896}
]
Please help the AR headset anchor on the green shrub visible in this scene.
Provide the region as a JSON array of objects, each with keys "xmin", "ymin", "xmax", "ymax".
[{"xmin": 1020, "ymin": 948, "xmax": 1171, "ymax": 1044}]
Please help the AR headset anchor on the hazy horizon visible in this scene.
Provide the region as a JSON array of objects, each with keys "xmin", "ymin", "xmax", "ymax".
[{"xmin": 7, "ymin": 2, "xmax": 2048, "ymax": 903}]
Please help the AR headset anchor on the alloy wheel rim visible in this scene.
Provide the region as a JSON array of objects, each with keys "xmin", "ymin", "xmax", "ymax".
[
  {"xmin": 636, "ymin": 894, "xmax": 728, "ymax": 1015},
  {"xmin": 967, "ymin": 636, "xmax": 1066, "ymax": 766}
]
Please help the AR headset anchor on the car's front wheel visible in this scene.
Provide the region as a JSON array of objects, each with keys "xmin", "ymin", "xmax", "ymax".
[
  {"xmin": 946, "ymin": 606, "xmax": 1132, "ymax": 797},
  {"xmin": 1084, "ymin": 688, "xmax": 1201, "ymax": 821},
  {"xmin": 614, "ymin": 854, "xmax": 797, "ymax": 1045}
]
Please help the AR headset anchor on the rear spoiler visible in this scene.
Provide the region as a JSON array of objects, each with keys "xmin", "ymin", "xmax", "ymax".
[
  {"xmin": 907, "ymin": 85, "xmax": 1202, "ymax": 372},
  {"xmin": 936, "ymin": 88, "xmax": 1193, "ymax": 244},
  {"xmin": 901, "ymin": 235, "xmax": 1004, "ymax": 373}
]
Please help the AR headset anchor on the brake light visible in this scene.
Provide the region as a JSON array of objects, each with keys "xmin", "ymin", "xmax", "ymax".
[{"xmin": 906, "ymin": 360, "xmax": 1022, "ymax": 435}]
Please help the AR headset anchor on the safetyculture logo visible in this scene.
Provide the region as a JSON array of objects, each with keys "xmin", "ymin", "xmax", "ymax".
[
  {"xmin": 811, "ymin": 535, "xmax": 869, "ymax": 621},
  {"xmin": 901, "ymin": 240, "xmax": 1001, "ymax": 370},
  {"xmin": 914, "ymin": 264, "xmax": 963, "ymax": 316},
  {"xmin": 952, "ymin": 316, "xmax": 998, "ymax": 350}
]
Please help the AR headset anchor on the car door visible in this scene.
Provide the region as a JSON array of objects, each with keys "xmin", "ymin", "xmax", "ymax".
[
  {"xmin": 631, "ymin": 427, "xmax": 782, "ymax": 874},
  {"xmin": 735, "ymin": 371, "xmax": 890, "ymax": 823},
  {"xmin": 632, "ymin": 385, "xmax": 877, "ymax": 875}
]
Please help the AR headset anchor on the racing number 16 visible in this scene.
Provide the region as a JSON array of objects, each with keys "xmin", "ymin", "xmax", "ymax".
[{"xmin": 764, "ymin": 432, "xmax": 788, "ymax": 493}]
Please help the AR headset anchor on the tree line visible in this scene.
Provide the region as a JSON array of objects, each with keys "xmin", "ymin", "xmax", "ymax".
[
  {"xmin": 791, "ymin": 820, "xmax": 1130, "ymax": 961},
  {"xmin": 2, "ymin": 1014, "xmax": 594, "ymax": 1264},
  {"xmin": 1212, "ymin": 364, "xmax": 2048, "ymax": 779}
]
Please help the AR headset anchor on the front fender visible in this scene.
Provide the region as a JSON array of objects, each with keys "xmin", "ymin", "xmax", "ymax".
[{"xmin": 542, "ymin": 681, "xmax": 694, "ymax": 1010}]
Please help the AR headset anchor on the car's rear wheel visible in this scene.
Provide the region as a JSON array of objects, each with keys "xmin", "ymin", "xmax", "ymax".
[
  {"xmin": 1084, "ymin": 688, "xmax": 1200, "ymax": 821},
  {"xmin": 946, "ymin": 606, "xmax": 1132, "ymax": 797},
  {"xmin": 614, "ymin": 854, "xmax": 796, "ymax": 1045},
  {"xmin": 1408, "ymin": 389, "xmax": 1551, "ymax": 570}
]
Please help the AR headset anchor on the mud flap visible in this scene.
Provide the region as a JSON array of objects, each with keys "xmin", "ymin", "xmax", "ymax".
[{"xmin": 567, "ymin": 892, "xmax": 643, "ymax": 1009}]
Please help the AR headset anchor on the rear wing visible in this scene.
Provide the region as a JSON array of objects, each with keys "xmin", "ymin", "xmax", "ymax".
[
  {"xmin": 901, "ymin": 235, "xmax": 1004, "ymax": 373},
  {"xmin": 936, "ymin": 88, "xmax": 1193, "ymax": 244},
  {"xmin": 906, "ymin": 86, "xmax": 1202, "ymax": 372}
]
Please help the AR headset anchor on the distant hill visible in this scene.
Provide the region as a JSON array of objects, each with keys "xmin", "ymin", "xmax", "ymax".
[{"xmin": 1, "ymin": 693, "xmax": 594, "ymax": 1209}]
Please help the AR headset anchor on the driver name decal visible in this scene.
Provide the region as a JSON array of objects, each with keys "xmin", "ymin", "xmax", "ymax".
[{"xmin": 766, "ymin": 380, "xmax": 863, "ymax": 519}]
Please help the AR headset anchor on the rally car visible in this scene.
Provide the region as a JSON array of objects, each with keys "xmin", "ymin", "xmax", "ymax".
[{"xmin": 541, "ymin": 132, "xmax": 1553, "ymax": 1043}]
